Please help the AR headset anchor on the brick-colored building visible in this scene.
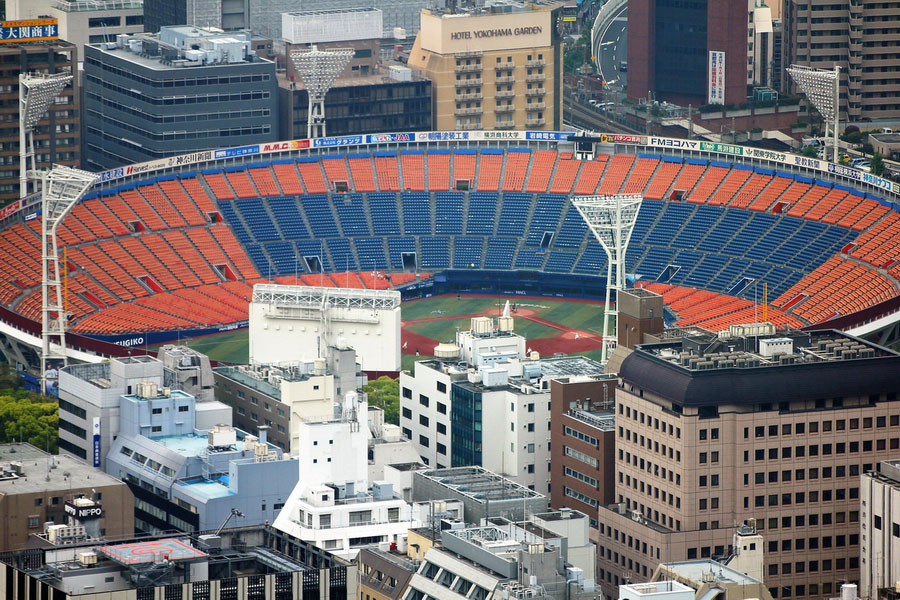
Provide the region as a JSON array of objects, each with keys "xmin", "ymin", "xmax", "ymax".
[
  {"xmin": 626, "ymin": 0, "xmax": 747, "ymax": 106},
  {"xmin": 0, "ymin": 443, "xmax": 133, "ymax": 551},
  {"xmin": 0, "ymin": 39, "xmax": 78, "ymax": 204},
  {"xmin": 596, "ymin": 330, "xmax": 900, "ymax": 600},
  {"xmin": 549, "ymin": 375, "xmax": 616, "ymax": 530}
]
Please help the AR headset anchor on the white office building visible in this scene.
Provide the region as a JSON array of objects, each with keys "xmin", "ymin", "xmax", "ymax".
[
  {"xmin": 861, "ymin": 460, "xmax": 900, "ymax": 599},
  {"xmin": 400, "ymin": 309, "xmax": 604, "ymax": 491},
  {"xmin": 273, "ymin": 378, "xmax": 455, "ymax": 558}
]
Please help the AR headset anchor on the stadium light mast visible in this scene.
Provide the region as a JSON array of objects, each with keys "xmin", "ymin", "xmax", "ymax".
[
  {"xmin": 40, "ymin": 165, "xmax": 97, "ymax": 395},
  {"xmin": 572, "ymin": 194, "xmax": 643, "ymax": 365},
  {"xmin": 19, "ymin": 73, "xmax": 73, "ymax": 199},
  {"xmin": 290, "ymin": 45, "xmax": 354, "ymax": 139},
  {"xmin": 787, "ymin": 64, "xmax": 840, "ymax": 163}
]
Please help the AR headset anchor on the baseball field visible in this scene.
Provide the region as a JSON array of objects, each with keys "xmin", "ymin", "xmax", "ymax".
[{"xmin": 150, "ymin": 294, "xmax": 611, "ymax": 369}]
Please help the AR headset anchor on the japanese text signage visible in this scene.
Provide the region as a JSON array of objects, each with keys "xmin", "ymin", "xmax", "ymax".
[
  {"xmin": 0, "ymin": 19, "xmax": 58, "ymax": 44},
  {"xmin": 708, "ymin": 51, "xmax": 725, "ymax": 105}
]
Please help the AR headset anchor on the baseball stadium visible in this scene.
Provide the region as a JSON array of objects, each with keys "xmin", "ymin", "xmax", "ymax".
[{"xmin": 2, "ymin": 129, "xmax": 900, "ymax": 374}]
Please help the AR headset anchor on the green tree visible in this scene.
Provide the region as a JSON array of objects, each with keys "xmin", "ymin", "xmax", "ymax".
[
  {"xmin": 363, "ymin": 376, "xmax": 400, "ymax": 425},
  {"xmin": 0, "ymin": 390, "xmax": 58, "ymax": 452},
  {"xmin": 871, "ymin": 152, "xmax": 886, "ymax": 176},
  {"xmin": 801, "ymin": 145, "xmax": 820, "ymax": 158}
]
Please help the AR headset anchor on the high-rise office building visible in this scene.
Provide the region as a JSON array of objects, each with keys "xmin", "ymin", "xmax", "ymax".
[
  {"xmin": 783, "ymin": 0, "xmax": 900, "ymax": 121},
  {"xmin": 595, "ymin": 329, "xmax": 900, "ymax": 600},
  {"xmin": 407, "ymin": 1, "xmax": 564, "ymax": 132},
  {"xmin": 82, "ymin": 26, "xmax": 277, "ymax": 170}
]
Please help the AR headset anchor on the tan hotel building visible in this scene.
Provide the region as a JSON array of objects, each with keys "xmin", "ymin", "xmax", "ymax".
[
  {"xmin": 408, "ymin": 1, "xmax": 563, "ymax": 131},
  {"xmin": 595, "ymin": 329, "xmax": 900, "ymax": 600}
]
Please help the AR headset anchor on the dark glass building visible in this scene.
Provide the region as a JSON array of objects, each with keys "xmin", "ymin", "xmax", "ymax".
[
  {"xmin": 83, "ymin": 26, "xmax": 277, "ymax": 170},
  {"xmin": 279, "ymin": 75, "xmax": 433, "ymax": 140}
]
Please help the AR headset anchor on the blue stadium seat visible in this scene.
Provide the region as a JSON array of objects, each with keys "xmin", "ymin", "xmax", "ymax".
[
  {"xmin": 497, "ymin": 193, "xmax": 531, "ymax": 236},
  {"xmin": 217, "ymin": 201, "xmax": 253, "ymax": 244},
  {"xmin": 327, "ymin": 238, "xmax": 357, "ymax": 271},
  {"xmin": 369, "ymin": 192, "xmax": 401, "ymax": 235},
  {"xmin": 484, "ymin": 238, "xmax": 518, "ymax": 270},
  {"xmin": 300, "ymin": 195, "xmax": 340, "ymax": 238},
  {"xmin": 554, "ymin": 206, "xmax": 589, "ymax": 248},
  {"xmin": 526, "ymin": 194, "xmax": 565, "ymax": 246},
  {"xmin": 420, "ymin": 236, "xmax": 450, "ymax": 269},
  {"xmin": 467, "ymin": 192, "xmax": 498, "ymax": 235},
  {"xmin": 515, "ymin": 249, "xmax": 545, "ymax": 269},
  {"xmin": 453, "ymin": 237, "xmax": 484, "ymax": 269},
  {"xmin": 402, "ymin": 193, "xmax": 431, "ymax": 235},
  {"xmin": 355, "ymin": 238, "xmax": 389, "ymax": 270},
  {"xmin": 387, "ymin": 237, "xmax": 416, "ymax": 269},
  {"xmin": 236, "ymin": 198, "xmax": 280, "ymax": 242},
  {"xmin": 332, "ymin": 193, "xmax": 371, "ymax": 237},
  {"xmin": 268, "ymin": 196, "xmax": 310, "ymax": 239},
  {"xmin": 296, "ymin": 240, "xmax": 331, "ymax": 271},
  {"xmin": 544, "ymin": 251, "xmax": 578, "ymax": 272},
  {"xmin": 435, "ymin": 192, "xmax": 464, "ymax": 235}
]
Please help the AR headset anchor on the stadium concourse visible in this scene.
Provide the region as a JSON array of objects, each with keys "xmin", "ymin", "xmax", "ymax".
[{"xmin": 2, "ymin": 132, "xmax": 900, "ymax": 360}]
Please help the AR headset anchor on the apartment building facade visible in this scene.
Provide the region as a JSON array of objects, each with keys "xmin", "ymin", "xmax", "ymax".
[
  {"xmin": 783, "ymin": 0, "xmax": 900, "ymax": 121},
  {"xmin": 596, "ymin": 330, "xmax": 900, "ymax": 600},
  {"xmin": 407, "ymin": 1, "xmax": 563, "ymax": 131},
  {"xmin": 0, "ymin": 38, "xmax": 78, "ymax": 204}
]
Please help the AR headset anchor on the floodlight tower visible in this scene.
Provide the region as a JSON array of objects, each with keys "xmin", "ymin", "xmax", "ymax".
[
  {"xmin": 787, "ymin": 64, "xmax": 840, "ymax": 163},
  {"xmin": 19, "ymin": 73, "xmax": 73, "ymax": 199},
  {"xmin": 290, "ymin": 45, "xmax": 354, "ymax": 139},
  {"xmin": 572, "ymin": 194, "xmax": 643, "ymax": 364},
  {"xmin": 40, "ymin": 165, "xmax": 97, "ymax": 394}
]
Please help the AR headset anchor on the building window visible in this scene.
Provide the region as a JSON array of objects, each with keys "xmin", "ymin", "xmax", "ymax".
[{"xmin": 419, "ymin": 435, "xmax": 430, "ymax": 448}]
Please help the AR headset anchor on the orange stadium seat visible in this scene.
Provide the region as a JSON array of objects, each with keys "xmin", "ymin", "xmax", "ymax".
[
  {"xmin": 623, "ymin": 157, "xmax": 659, "ymax": 195},
  {"xmin": 476, "ymin": 153, "xmax": 503, "ymax": 191},
  {"xmin": 203, "ymin": 172, "xmax": 236, "ymax": 200},
  {"xmin": 453, "ymin": 152, "xmax": 476, "ymax": 188},
  {"xmin": 550, "ymin": 157, "xmax": 581, "ymax": 194},
  {"xmin": 525, "ymin": 151, "xmax": 558, "ymax": 193},
  {"xmin": 249, "ymin": 167, "xmax": 282, "ymax": 197},
  {"xmin": 400, "ymin": 153, "xmax": 425, "ymax": 191},
  {"xmin": 502, "ymin": 152, "xmax": 531, "ymax": 192},
  {"xmin": 374, "ymin": 155, "xmax": 401, "ymax": 191},
  {"xmin": 225, "ymin": 171, "xmax": 259, "ymax": 199},
  {"xmin": 348, "ymin": 156, "xmax": 377, "ymax": 192},
  {"xmin": 427, "ymin": 152, "xmax": 451, "ymax": 191},
  {"xmin": 298, "ymin": 161, "xmax": 329, "ymax": 193},
  {"xmin": 271, "ymin": 163, "xmax": 305, "ymax": 195},
  {"xmin": 686, "ymin": 166, "xmax": 728, "ymax": 204},
  {"xmin": 322, "ymin": 157, "xmax": 351, "ymax": 192},
  {"xmin": 597, "ymin": 154, "xmax": 634, "ymax": 195},
  {"xmin": 572, "ymin": 156, "xmax": 608, "ymax": 195}
]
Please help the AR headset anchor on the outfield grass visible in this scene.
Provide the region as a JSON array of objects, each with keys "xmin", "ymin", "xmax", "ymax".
[
  {"xmin": 400, "ymin": 296, "xmax": 507, "ymax": 320},
  {"xmin": 149, "ymin": 329, "xmax": 249, "ymax": 364},
  {"xmin": 147, "ymin": 295, "xmax": 606, "ymax": 366}
]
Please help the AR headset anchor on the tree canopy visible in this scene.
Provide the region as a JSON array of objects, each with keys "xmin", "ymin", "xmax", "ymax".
[
  {"xmin": 363, "ymin": 376, "xmax": 400, "ymax": 425},
  {"xmin": 0, "ymin": 364, "xmax": 58, "ymax": 452},
  {"xmin": 0, "ymin": 389, "xmax": 58, "ymax": 452}
]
